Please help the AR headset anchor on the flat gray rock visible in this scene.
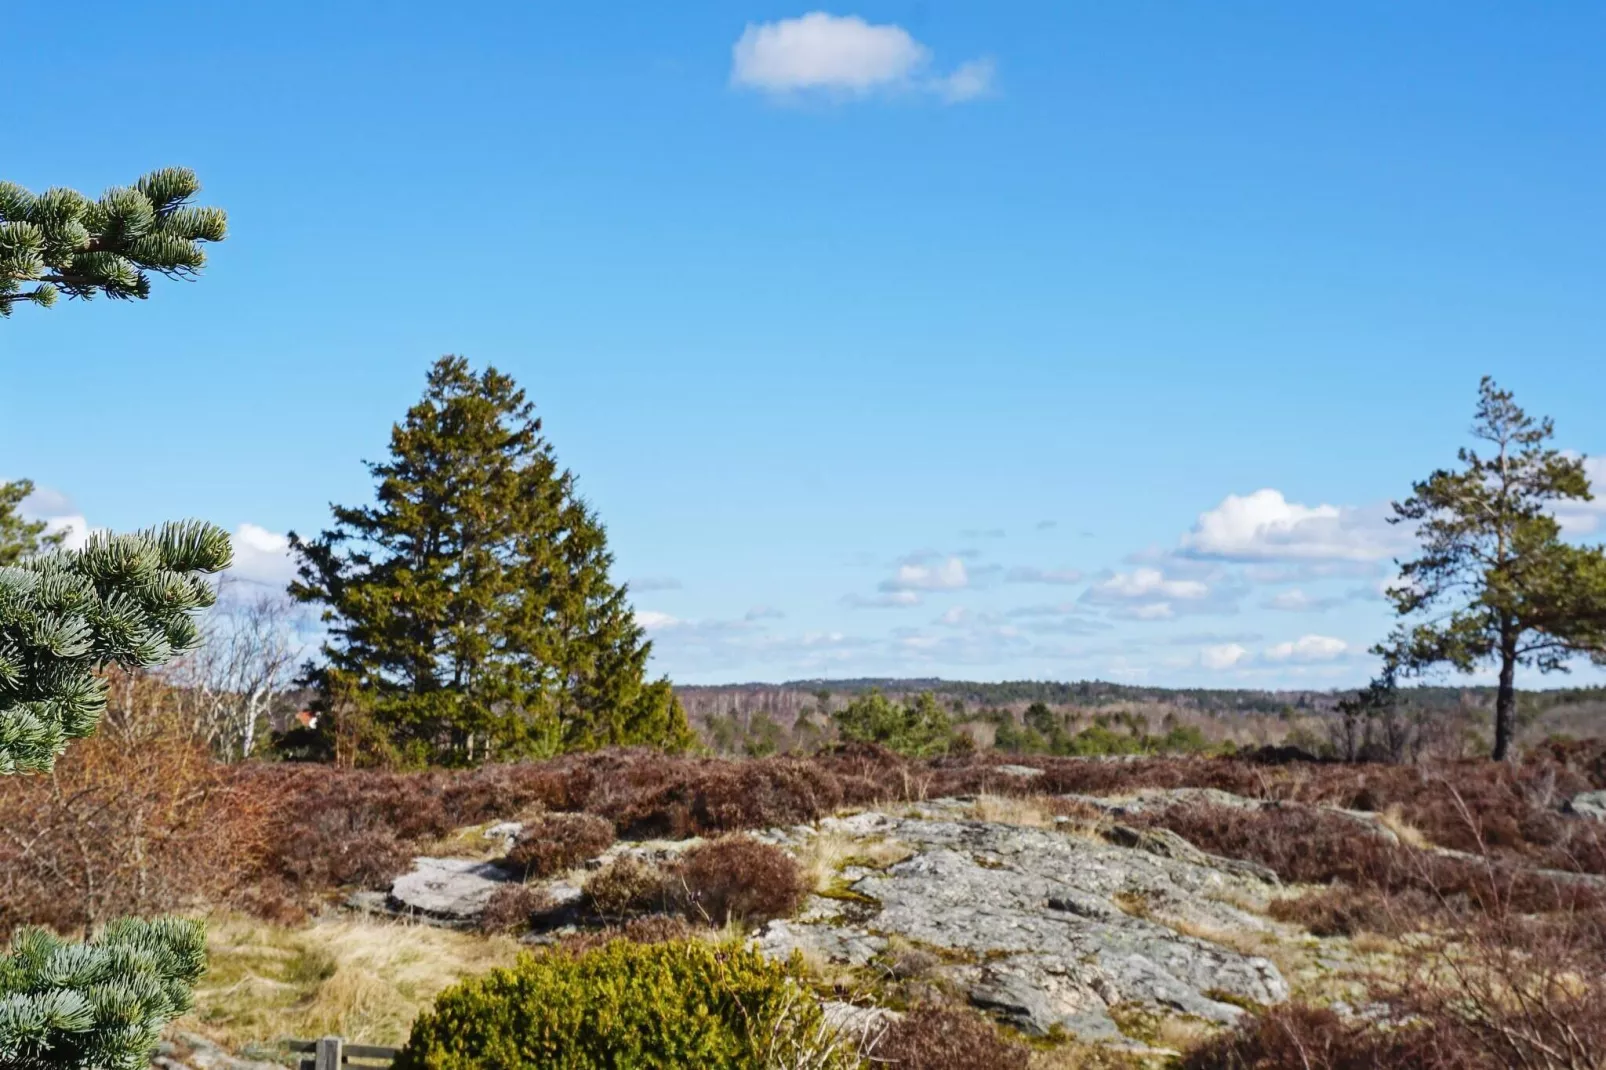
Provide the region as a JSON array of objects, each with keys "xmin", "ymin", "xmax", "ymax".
[
  {"xmin": 388, "ymin": 856, "xmax": 515, "ymax": 921},
  {"xmin": 755, "ymin": 814, "xmax": 1287, "ymax": 1042}
]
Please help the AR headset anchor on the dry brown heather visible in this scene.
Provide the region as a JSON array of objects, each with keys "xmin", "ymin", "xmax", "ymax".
[
  {"xmin": 6, "ymin": 738, "xmax": 1606, "ymax": 1068},
  {"xmin": 5, "ymin": 739, "xmax": 1606, "ymax": 932}
]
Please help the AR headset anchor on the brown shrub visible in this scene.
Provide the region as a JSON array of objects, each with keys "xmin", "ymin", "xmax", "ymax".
[
  {"xmin": 668, "ymin": 835, "xmax": 806, "ymax": 925},
  {"xmin": 478, "ymin": 882, "xmax": 555, "ymax": 934},
  {"xmin": 1180, "ymin": 1004, "xmax": 1444, "ymax": 1070},
  {"xmin": 871, "ymin": 1004, "xmax": 1030, "ymax": 1070},
  {"xmin": 548, "ymin": 914, "xmax": 699, "ymax": 956},
  {"xmin": 583, "ymin": 855, "xmax": 667, "ymax": 918},
  {"xmin": 505, "ymin": 812, "xmax": 615, "ymax": 878},
  {"xmin": 1128, "ymin": 802, "xmax": 1606, "ymax": 919},
  {"xmin": 1387, "ymin": 905, "xmax": 1606, "ymax": 1070},
  {"xmin": 0, "ymin": 735, "xmax": 275, "ymax": 935},
  {"xmin": 238, "ymin": 765, "xmax": 442, "ymax": 894},
  {"xmin": 601, "ymin": 757, "xmax": 850, "ymax": 839},
  {"xmin": 1268, "ymin": 887, "xmax": 1411, "ymax": 938}
]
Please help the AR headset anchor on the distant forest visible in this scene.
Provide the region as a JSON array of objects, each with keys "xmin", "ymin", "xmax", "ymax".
[{"xmin": 676, "ymin": 677, "xmax": 1606, "ymax": 718}]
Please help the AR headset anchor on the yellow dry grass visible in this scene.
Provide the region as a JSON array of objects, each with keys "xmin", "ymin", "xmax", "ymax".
[
  {"xmin": 1377, "ymin": 804, "xmax": 1430, "ymax": 850},
  {"xmin": 179, "ymin": 914, "xmax": 522, "ymax": 1050},
  {"xmin": 796, "ymin": 829, "xmax": 914, "ymax": 893},
  {"xmin": 969, "ymin": 794, "xmax": 1054, "ymax": 829}
]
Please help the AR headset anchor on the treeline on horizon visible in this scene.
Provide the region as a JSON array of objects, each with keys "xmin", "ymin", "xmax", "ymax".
[{"xmin": 677, "ymin": 677, "xmax": 1606, "ymax": 715}]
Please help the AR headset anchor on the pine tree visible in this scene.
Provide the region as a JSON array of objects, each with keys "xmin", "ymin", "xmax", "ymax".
[
  {"xmin": 0, "ymin": 168, "xmax": 226, "ymax": 315},
  {"xmin": 1382, "ymin": 378, "xmax": 1606, "ymax": 760},
  {"xmin": 290, "ymin": 356, "xmax": 692, "ymax": 764},
  {"xmin": 0, "ymin": 523, "xmax": 232, "ymax": 1068},
  {"xmin": 0, "ymin": 480, "xmax": 66, "ymax": 566},
  {"xmin": 832, "ymin": 689, "xmax": 955, "ymax": 757}
]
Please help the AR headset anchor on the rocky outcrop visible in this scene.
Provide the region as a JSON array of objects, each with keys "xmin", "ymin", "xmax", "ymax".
[
  {"xmin": 754, "ymin": 810, "xmax": 1288, "ymax": 1043},
  {"xmin": 362, "ymin": 800, "xmax": 1291, "ymax": 1046}
]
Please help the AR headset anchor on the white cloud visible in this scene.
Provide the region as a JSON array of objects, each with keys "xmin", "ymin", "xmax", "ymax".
[
  {"xmin": 1556, "ymin": 457, "xmax": 1606, "ymax": 536},
  {"xmin": 227, "ymin": 523, "xmax": 297, "ymax": 586},
  {"xmin": 744, "ymin": 605, "xmax": 785, "ymax": 621},
  {"xmin": 636, "ymin": 610, "xmax": 683, "ymax": 631},
  {"xmin": 1005, "ymin": 566, "xmax": 1084, "ymax": 585},
  {"xmin": 1200, "ymin": 643, "xmax": 1249, "ymax": 670},
  {"xmin": 845, "ymin": 591, "xmax": 922, "ymax": 609},
  {"xmin": 731, "ymin": 13, "xmax": 993, "ymax": 102},
  {"xmin": 938, "ymin": 57, "xmax": 996, "ymax": 102},
  {"xmin": 937, "ymin": 606, "xmax": 969, "ymax": 626},
  {"xmin": 1082, "ymin": 567, "xmax": 1230, "ymax": 621},
  {"xmin": 1089, "ymin": 568, "xmax": 1209, "ymax": 601},
  {"xmin": 1265, "ymin": 634, "xmax": 1350, "ymax": 662},
  {"xmin": 1263, "ymin": 588, "xmax": 1344, "ymax": 613},
  {"xmin": 42, "ymin": 514, "xmax": 97, "ymax": 551},
  {"xmin": 881, "ymin": 556, "xmax": 968, "ymax": 592},
  {"xmin": 1181, "ymin": 489, "xmax": 1399, "ymax": 562}
]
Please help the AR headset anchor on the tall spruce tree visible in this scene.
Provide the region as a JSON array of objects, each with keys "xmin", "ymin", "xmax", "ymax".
[
  {"xmin": 290, "ymin": 356, "xmax": 692, "ymax": 764},
  {"xmin": 0, "ymin": 480, "xmax": 66, "ymax": 566},
  {"xmin": 0, "ymin": 168, "xmax": 226, "ymax": 315},
  {"xmin": 1382, "ymin": 378, "xmax": 1606, "ymax": 761},
  {"xmin": 0, "ymin": 168, "xmax": 229, "ymax": 1069}
]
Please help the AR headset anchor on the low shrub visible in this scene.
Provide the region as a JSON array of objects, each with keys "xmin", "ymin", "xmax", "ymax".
[
  {"xmin": 478, "ymin": 883, "xmax": 555, "ymax": 935},
  {"xmin": 871, "ymin": 1004, "xmax": 1030, "ymax": 1070},
  {"xmin": 582, "ymin": 855, "xmax": 666, "ymax": 918},
  {"xmin": 1180, "ymin": 1003, "xmax": 1432, "ymax": 1070},
  {"xmin": 601, "ymin": 757, "xmax": 850, "ymax": 839},
  {"xmin": 504, "ymin": 813, "xmax": 615, "ymax": 878},
  {"xmin": 669, "ymin": 835, "xmax": 807, "ymax": 926},
  {"xmin": 1127, "ymin": 802, "xmax": 1606, "ymax": 919},
  {"xmin": 394, "ymin": 939, "xmax": 851, "ymax": 1069},
  {"xmin": 550, "ymin": 914, "xmax": 699, "ymax": 956},
  {"xmin": 1268, "ymin": 887, "xmax": 1402, "ymax": 938}
]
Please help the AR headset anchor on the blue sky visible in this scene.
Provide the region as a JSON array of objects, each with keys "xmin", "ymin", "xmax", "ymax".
[{"xmin": 3, "ymin": 3, "xmax": 1603, "ymax": 688}]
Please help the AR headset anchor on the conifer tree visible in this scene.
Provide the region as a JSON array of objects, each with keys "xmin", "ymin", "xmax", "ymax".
[
  {"xmin": 0, "ymin": 480, "xmax": 66, "ymax": 566},
  {"xmin": 0, "ymin": 167, "xmax": 229, "ymax": 1068},
  {"xmin": 1382, "ymin": 378, "xmax": 1606, "ymax": 760},
  {"xmin": 0, "ymin": 168, "xmax": 226, "ymax": 314},
  {"xmin": 0, "ymin": 523, "xmax": 232, "ymax": 1068},
  {"xmin": 290, "ymin": 356, "xmax": 692, "ymax": 764}
]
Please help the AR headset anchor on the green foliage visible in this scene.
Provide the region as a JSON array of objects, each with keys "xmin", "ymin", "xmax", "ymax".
[
  {"xmin": 994, "ymin": 707, "xmax": 1216, "ymax": 758},
  {"xmin": 832, "ymin": 688, "xmax": 956, "ymax": 757},
  {"xmin": 0, "ymin": 522, "xmax": 232, "ymax": 773},
  {"xmin": 0, "ymin": 480, "xmax": 65, "ymax": 567},
  {"xmin": 291, "ymin": 356, "xmax": 692, "ymax": 765},
  {"xmin": 394, "ymin": 939, "xmax": 848, "ymax": 1070},
  {"xmin": 0, "ymin": 168, "xmax": 226, "ymax": 315},
  {"xmin": 1382, "ymin": 378, "xmax": 1606, "ymax": 759},
  {"xmin": 0, "ymin": 917, "xmax": 208, "ymax": 1070}
]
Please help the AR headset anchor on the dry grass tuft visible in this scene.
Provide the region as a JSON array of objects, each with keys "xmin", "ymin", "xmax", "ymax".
[
  {"xmin": 970, "ymin": 793, "xmax": 1056, "ymax": 828},
  {"xmin": 796, "ymin": 830, "xmax": 914, "ymax": 894},
  {"xmin": 1377, "ymin": 804, "xmax": 1430, "ymax": 850},
  {"xmin": 181, "ymin": 914, "xmax": 522, "ymax": 1050}
]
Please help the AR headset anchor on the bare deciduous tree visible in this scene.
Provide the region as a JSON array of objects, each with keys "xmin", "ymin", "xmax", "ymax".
[{"xmin": 163, "ymin": 579, "xmax": 304, "ymax": 760}]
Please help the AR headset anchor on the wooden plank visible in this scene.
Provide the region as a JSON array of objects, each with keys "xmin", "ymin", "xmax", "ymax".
[
  {"xmin": 344, "ymin": 1044, "xmax": 402, "ymax": 1058},
  {"xmin": 314, "ymin": 1036, "xmax": 343, "ymax": 1070}
]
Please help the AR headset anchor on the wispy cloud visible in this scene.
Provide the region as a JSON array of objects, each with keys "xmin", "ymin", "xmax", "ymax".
[
  {"xmin": 1005, "ymin": 565, "xmax": 1083, "ymax": 585},
  {"xmin": 630, "ymin": 575, "xmax": 684, "ymax": 592}
]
